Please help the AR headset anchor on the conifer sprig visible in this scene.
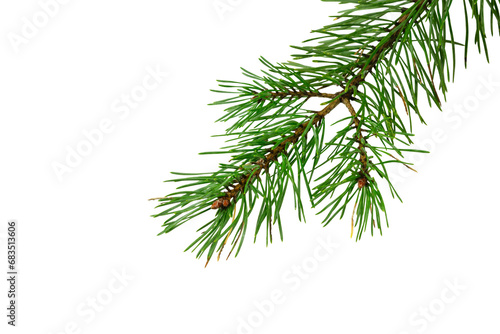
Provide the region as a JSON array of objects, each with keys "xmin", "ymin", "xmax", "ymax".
[{"xmin": 152, "ymin": 0, "xmax": 499, "ymax": 264}]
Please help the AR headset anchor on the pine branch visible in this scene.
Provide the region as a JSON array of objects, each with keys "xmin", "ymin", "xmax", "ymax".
[{"xmin": 152, "ymin": 0, "xmax": 500, "ymax": 264}]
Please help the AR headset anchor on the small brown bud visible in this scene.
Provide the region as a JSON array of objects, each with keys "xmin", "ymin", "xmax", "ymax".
[
  {"xmin": 357, "ymin": 177, "xmax": 367, "ymax": 189},
  {"xmin": 211, "ymin": 199, "xmax": 222, "ymax": 210}
]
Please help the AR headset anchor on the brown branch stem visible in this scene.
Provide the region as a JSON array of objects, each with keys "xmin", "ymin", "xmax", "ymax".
[
  {"xmin": 265, "ymin": 91, "xmax": 341, "ymax": 100},
  {"xmin": 342, "ymin": 97, "xmax": 370, "ymax": 187}
]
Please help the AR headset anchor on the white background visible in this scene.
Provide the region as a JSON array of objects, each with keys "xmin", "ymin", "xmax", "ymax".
[{"xmin": 1, "ymin": 1, "xmax": 500, "ymax": 333}]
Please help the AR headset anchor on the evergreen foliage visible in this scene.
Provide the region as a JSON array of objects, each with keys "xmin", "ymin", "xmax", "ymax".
[{"xmin": 152, "ymin": 0, "xmax": 500, "ymax": 264}]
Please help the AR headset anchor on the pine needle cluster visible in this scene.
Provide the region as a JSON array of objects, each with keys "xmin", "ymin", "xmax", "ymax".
[{"xmin": 151, "ymin": 0, "xmax": 499, "ymax": 264}]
